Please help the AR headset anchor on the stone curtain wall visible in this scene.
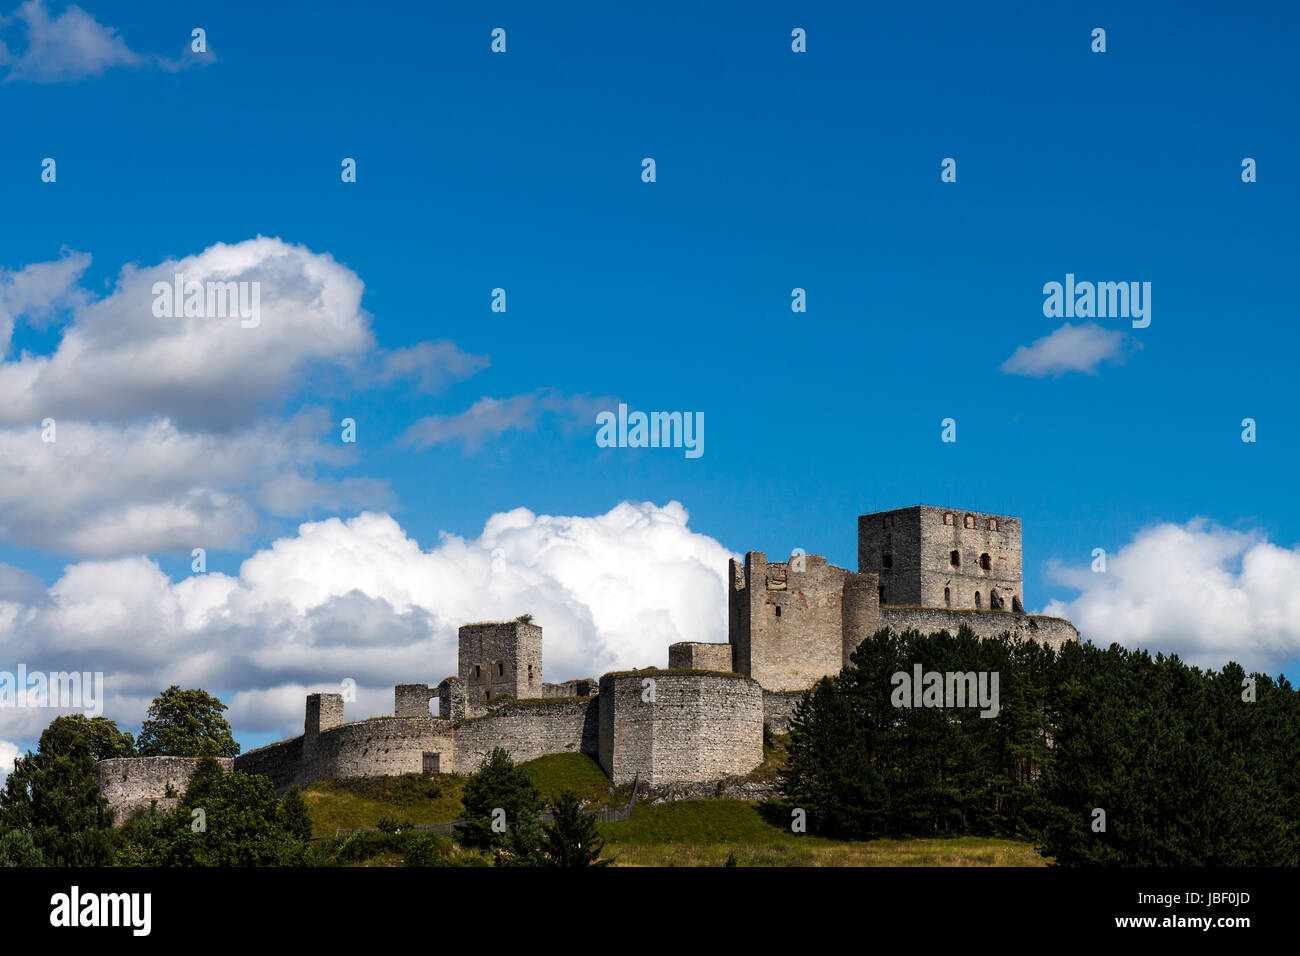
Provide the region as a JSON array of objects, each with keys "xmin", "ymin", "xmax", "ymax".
[
  {"xmin": 598, "ymin": 671, "xmax": 764, "ymax": 786},
  {"xmin": 95, "ymin": 756, "xmax": 235, "ymax": 821},
  {"xmin": 542, "ymin": 678, "xmax": 598, "ymax": 698},
  {"xmin": 233, "ymin": 737, "xmax": 303, "ymax": 792},
  {"xmin": 667, "ymin": 642, "xmax": 734, "ymax": 672},
  {"xmin": 454, "ymin": 698, "xmax": 599, "ymax": 771},
  {"xmin": 302, "ymin": 717, "xmax": 456, "ymax": 782},
  {"xmin": 878, "ymin": 606, "xmax": 1079, "ymax": 651},
  {"xmin": 231, "ymin": 699, "xmax": 596, "ymax": 792},
  {"xmin": 762, "ymin": 689, "xmax": 807, "ymax": 734}
]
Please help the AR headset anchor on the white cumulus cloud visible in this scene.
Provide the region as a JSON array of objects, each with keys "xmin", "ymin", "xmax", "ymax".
[
  {"xmin": 0, "ymin": 237, "xmax": 375, "ymax": 430},
  {"xmin": 0, "ymin": 501, "xmax": 735, "ymax": 745},
  {"xmin": 0, "ymin": 237, "xmax": 484, "ymax": 557},
  {"xmin": 1043, "ymin": 519, "xmax": 1300, "ymax": 672}
]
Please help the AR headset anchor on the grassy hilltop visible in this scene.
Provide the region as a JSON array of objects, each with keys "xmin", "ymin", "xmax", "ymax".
[{"xmin": 298, "ymin": 752, "xmax": 1046, "ymax": 867}]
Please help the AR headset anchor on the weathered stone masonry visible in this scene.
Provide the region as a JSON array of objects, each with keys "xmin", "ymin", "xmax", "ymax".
[
  {"xmin": 95, "ymin": 756, "xmax": 235, "ymax": 819},
  {"xmin": 878, "ymin": 606, "xmax": 1077, "ymax": 653},
  {"xmin": 728, "ymin": 505, "xmax": 1077, "ymax": 692},
  {"xmin": 598, "ymin": 672, "xmax": 763, "ymax": 787},
  {"xmin": 728, "ymin": 553, "xmax": 879, "ymax": 692},
  {"xmin": 460, "ymin": 621, "xmax": 542, "ymax": 702},
  {"xmin": 237, "ymin": 695, "xmax": 594, "ymax": 792},
  {"xmin": 668, "ymin": 641, "xmax": 734, "ymax": 672},
  {"xmin": 97, "ymin": 505, "xmax": 1080, "ymax": 820}
]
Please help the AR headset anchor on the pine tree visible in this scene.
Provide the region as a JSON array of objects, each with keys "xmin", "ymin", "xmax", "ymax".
[
  {"xmin": 457, "ymin": 747, "xmax": 545, "ymax": 861},
  {"xmin": 542, "ymin": 790, "xmax": 610, "ymax": 867},
  {"xmin": 0, "ymin": 715, "xmax": 119, "ymax": 865}
]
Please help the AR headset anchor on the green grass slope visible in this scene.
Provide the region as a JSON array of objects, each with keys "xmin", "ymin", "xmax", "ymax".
[{"xmin": 297, "ymin": 757, "xmax": 1046, "ymax": 866}]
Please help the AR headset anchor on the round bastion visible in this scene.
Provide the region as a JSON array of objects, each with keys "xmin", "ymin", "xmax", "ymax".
[{"xmin": 597, "ymin": 670, "xmax": 764, "ymax": 787}]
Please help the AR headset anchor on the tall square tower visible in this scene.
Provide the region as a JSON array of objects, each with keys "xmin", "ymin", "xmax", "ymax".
[
  {"xmin": 858, "ymin": 506, "xmax": 1023, "ymax": 612},
  {"xmin": 458, "ymin": 621, "xmax": 543, "ymax": 702}
]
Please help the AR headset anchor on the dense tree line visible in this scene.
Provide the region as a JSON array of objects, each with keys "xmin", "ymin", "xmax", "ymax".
[
  {"xmin": 779, "ymin": 627, "xmax": 1300, "ymax": 865},
  {"xmin": 0, "ymin": 687, "xmax": 241, "ymax": 865}
]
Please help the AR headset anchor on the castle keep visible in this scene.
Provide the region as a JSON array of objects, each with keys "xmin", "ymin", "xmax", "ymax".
[
  {"xmin": 97, "ymin": 506, "xmax": 1080, "ymax": 817},
  {"xmin": 859, "ymin": 506, "xmax": 1023, "ymax": 611}
]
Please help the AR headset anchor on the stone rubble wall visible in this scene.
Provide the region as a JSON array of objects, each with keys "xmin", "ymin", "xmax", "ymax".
[
  {"xmin": 95, "ymin": 756, "xmax": 235, "ymax": 821},
  {"xmin": 878, "ymin": 606, "xmax": 1079, "ymax": 651}
]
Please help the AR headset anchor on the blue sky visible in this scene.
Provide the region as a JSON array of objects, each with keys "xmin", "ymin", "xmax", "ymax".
[{"xmin": 0, "ymin": 0, "xmax": 1297, "ymax": 753}]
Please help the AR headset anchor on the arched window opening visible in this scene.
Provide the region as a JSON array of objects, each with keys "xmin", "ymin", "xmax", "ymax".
[
  {"xmin": 980, "ymin": 553, "xmax": 992, "ymax": 570},
  {"xmin": 990, "ymin": 589, "xmax": 1002, "ymax": 610},
  {"xmin": 964, "ymin": 515, "xmax": 976, "ymax": 529},
  {"xmin": 882, "ymin": 554, "xmax": 893, "ymax": 569},
  {"xmin": 943, "ymin": 512, "xmax": 955, "ymax": 526},
  {"xmin": 774, "ymin": 605, "xmax": 782, "ymax": 618},
  {"xmin": 987, "ymin": 518, "xmax": 999, "ymax": 531},
  {"xmin": 1012, "ymin": 595, "xmax": 1023, "ymax": 613},
  {"xmin": 944, "ymin": 587, "xmax": 951, "ymax": 607},
  {"xmin": 950, "ymin": 550, "xmax": 960, "ymax": 567},
  {"xmin": 975, "ymin": 591, "xmax": 982, "ymax": 608}
]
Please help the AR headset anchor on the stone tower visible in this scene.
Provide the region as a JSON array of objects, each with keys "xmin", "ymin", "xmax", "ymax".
[
  {"xmin": 857, "ymin": 506, "xmax": 1023, "ymax": 613},
  {"xmin": 304, "ymin": 692, "xmax": 344, "ymax": 753},
  {"xmin": 458, "ymin": 621, "xmax": 543, "ymax": 702},
  {"xmin": 727, "ymin": 552, "xmax": 878, "ymax": 692}
]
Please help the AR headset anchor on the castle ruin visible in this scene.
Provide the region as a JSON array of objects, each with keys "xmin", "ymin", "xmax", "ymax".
[{"xmin": 97, "ymin": 506, "xmax": 1079, "ymax": 817}]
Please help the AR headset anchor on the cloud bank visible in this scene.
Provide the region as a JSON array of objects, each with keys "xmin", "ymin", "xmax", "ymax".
[
  {"xmin": 0, "ymin": 500, "xmax": 735, "ymax": 745},
  {"xmin": 0, "ymin": 237, "xmax": 484, "ymax": 557},
  {"xmin": 1043, "ymin": 519, "xmax": 1300, "ymax": 673}
]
